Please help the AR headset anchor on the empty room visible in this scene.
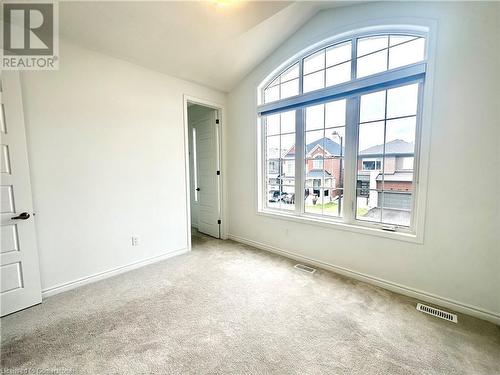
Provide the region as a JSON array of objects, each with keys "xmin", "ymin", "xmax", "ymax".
[{"xmin": 1, "ymin": 1, "xmax": 499, "ymax": 374}]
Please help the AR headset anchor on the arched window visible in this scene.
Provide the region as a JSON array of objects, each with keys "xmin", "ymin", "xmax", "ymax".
[{"xmin": 258, "ymin": 27, "xmax": 430, "ymax": 236}]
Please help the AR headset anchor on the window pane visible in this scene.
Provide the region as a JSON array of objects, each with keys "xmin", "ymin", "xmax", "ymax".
[
  {"xmin": 264, "ymin": 110, "xmax": 296, "ymax": 212},
  {"xmin": 280, "ymin": 110, "xmax": 296, "ymax": 134},
  {"xmin": 325, "ymin": 99, "xmax": 346, "ymax": 128},
  {"xmin": 326, "ymin": 62, "xmax": 351, "ymax": 87},
  {"xmin": 264, "ymin": 85, "xmax": 279, "ymax": 103},
  {"xmin": 305, "ymin": 187, "xmax": 323, "ymax": 215},
  {"xmin": 326, "ymin": 41, "xmax": 352, "ymax": 66},
  {"xmin": 324, "ymin": 127, "xmax": 345, "ymax": 158},
  {"xmin": 303, "ymin": 71, "xmax": 325, "ymax": 93},
  {"xmin": 269, "ymin": 76, "xmax": 280, "ymax": 87},
  {"xmin": 381, "ymin": 192, "xmax": 412, "ymax": 226},
  {"xmin": 305, "ymin": 130, "xmax": 324, "ymax": 158},
  {"xmin": 266, "ymin": 135, "xmax": 280, "ymax": 159},
  {"xmin": 357, "ymin": 50, "xmax": 388, "ymax": 78},
  {"xmin": 382, "ymin": 118, "xmax": 415, "ymax": 192},
  {"xmin": 355, "ymin": 84, "xmax": 418, "ymax": 227},
  {"xmin": 283, "ymin": 159, "xmax": 295, "ymax": 178},
  {"xmin": 389, "ymin": 38, "xmax": 425, "ymax": 69},
  {"xmin": 280, "ymin": 185, "xmax": 295, "ymax": 211},
  {"xmin": 281, "ymin": 133, "xmax": 295, "ymax": 158},
  {"xmin": 356, "ymin": 189, "xmax": 382, "ymax": 223},
  {"xmin": 304, "ymin": 50, "xmax": 325, "ymax": 74},
  {"xmin": 389, "ymin": 35, "xmax": 416, "ymax": 46},
  {"xmin": 281, "ymin": 79, "xmax": 299, "ymax": 99},
  {"xmin": 386, "ymin": 83, "xmax": 418, "ymax": 118},
  {"xmin": 281, "ymin": 63, "xmax": 299, "ymax": 82},
  {"xmin": 265, "ymin": 114, "xmax": 280, "ymax": 136},
  {"xmin": 266, "ymin": 159, "xmax": 280, "ymax": 175},
  {"xmin": 357, "ymin": 35, "xmax": 388, "ymax": 56},
  {"xmin": 305, "ymin": 104, "xmax": 324, "ymax": 131},
  {"xmin": 323, "ymin": 189, "xmax": 343, "ymax": 217},
  {"xmin": 266, "ymin": 186, "xmax": 281, "ymax": 210},
  {"xmin": 358, "ymin": 122, "xmax": 384, "ymax": 156},
  {"xmin": 385, "ymin": 117, "xmax": 416, "ymax": 146},
  {"xmin": 360, "ymin": 91, "xmax": 386, "ymax": 123}
]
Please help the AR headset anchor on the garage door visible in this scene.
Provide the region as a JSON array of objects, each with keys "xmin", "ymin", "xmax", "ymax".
[{"xmin": 379, "ymin": 192, "xmax": 412, "ymax": 210}]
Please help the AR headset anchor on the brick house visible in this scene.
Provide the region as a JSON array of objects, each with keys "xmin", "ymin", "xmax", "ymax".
[
  {"xmin": 283, "ymin": 137, "xmax": 343, "ymax": 203},
  {"xmin": 357, "ymin": 139, "xmax": 414, "ymax": 212}
]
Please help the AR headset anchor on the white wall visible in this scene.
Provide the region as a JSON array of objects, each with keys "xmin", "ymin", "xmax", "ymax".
[
  {"xmin": 227, "ymin": 2, "xmax": 500, "ymax": 322},
  {"xmin": 21, "ymin": 40, "xmax": 226, "ymax": 293}
]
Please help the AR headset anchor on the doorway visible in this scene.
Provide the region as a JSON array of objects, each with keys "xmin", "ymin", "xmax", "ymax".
[
  {"xmin": 186, "ymin": 101, "xmax": 222, "ymax": 243},
  {"xmin": 1, "ymin": 72, "xmax": 42, "ymax": 316}
]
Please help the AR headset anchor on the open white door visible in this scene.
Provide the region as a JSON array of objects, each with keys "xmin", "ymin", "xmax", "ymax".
[
  {"xmin": 191, "ymin": 107, "xmax": 220, "ymax": 238},
  {"xmin": 1, "ymin": 72, "xmax": 42, "ymax": 316}
]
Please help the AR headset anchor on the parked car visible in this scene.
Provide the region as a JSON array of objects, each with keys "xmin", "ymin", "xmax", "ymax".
[
  {"xmin": 282, "ymin": 193, "xmax": 295, "ymax": 204},
  {"xmin": 268, "ymin": 190, "xmax": 282, "ymax": 202}
]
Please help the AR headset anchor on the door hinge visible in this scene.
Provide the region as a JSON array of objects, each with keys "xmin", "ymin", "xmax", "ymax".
[
  {"xmin": 217, "ymin": 219, "xmax": 221, "ymax": 224},
  {"xmin": 216, "ymin": 119, "xmax": 220, "ymax": 124},
  {"xmin": 216, "ymin": 170, "xmax": 220, "ymax": 175}
]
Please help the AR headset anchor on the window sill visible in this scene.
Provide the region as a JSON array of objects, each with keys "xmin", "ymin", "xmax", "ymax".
[{"xmin": 256, "ymin": 209, "xmax": 423, "ymax": 244}]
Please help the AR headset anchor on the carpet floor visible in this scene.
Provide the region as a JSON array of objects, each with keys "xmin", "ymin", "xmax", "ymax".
[{"xmin": 1, "ymin": 233, "xmax": 499, "ymax": 374}]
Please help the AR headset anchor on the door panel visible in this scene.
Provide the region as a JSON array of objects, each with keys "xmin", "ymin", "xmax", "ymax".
[
  {"xmin": 0, "ymin": 72, "xmax": 42, "ymax": 316},
  {"xmin": 191, "ymin": 107, "xmax": 220, "ymax": 238}
]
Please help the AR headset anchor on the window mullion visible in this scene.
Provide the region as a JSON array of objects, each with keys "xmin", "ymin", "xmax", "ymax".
[
  {"xmin": 295, "ymin": 108, "xmax": 305, "ymax": 215},
  {"xmin": 351, "ymin": 36, "xmax": 357, "ymax": 80},
  {"xmin": 343, "ymin": 96, "xmax": 360, "ymax": 224}
]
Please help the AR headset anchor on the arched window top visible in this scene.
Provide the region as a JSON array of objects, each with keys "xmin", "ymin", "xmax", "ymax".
[{"xmin": 260, "ymin": 30, "xmax": 427, "ymax": 106}]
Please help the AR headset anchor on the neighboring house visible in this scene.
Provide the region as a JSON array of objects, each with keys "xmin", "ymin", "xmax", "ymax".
[
  {"xmin": 357, "ymin": 139, "xmax": 414, "ymax": 213},
  {"xmin": 284, "ymin": 137, "xmax": 343, "ymax": 204},
  {"xmin": 267, "ymin": 138, "xmax": 414, "ymax": 215}
]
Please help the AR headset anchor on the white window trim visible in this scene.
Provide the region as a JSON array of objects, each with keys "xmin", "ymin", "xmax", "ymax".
[{"xmin": 256, "ymin": 21, "xmax": 437, "ymax": 244}]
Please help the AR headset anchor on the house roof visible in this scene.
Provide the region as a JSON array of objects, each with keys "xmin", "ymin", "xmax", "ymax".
[
  {"xmin": 359, "ymin": 139, "xmax": 414, "ymax": 156},
  {"xmin": 306, "ymin": 169, "xmax": 331, "ymax": 179},
  {"xmin": 376, "ymin": 171, "xmax": 414, "ymax": 182},
  {"xmin": 286, "ymin": 137, "xmax": 343, "ymax": 157}
]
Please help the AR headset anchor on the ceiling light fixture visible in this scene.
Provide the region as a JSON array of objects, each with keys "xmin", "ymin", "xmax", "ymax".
[{"xmin": 211, "ymin": 0, "xmax": 240, "ymax": 7}]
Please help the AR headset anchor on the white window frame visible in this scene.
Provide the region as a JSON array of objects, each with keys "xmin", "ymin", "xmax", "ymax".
[{"xmin": 256, "ymin": 23, "xmax": 436, "ymax": 243}]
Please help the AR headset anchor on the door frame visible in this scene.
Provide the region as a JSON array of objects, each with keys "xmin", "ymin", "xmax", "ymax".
[{"xmin": 183, "ymin": 95, "xmax": 226, "ymax": 250}]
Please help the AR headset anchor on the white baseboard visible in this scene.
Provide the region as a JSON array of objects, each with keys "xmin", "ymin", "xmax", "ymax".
[
  {"xmin": 41, "ymin": 248, "xmax": 188, "ymax": 298},
  {"xmin": 228, "ymin": 234, "xmax": 500, "ymax": 326}
]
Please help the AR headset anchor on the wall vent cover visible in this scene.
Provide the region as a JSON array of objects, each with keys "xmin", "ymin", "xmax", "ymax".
[
  {"xmin": 294, "ymin": 264, "xmax": 316, "ymax": 274},
  {"xmin": 416, "ymin": 303, "xmax": 458, "ymax": 323}
]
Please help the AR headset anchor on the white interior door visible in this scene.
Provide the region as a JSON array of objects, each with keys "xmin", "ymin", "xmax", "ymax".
[
  {"xmin": 191, "ymin": 107, "xmax": 220, "ymax": 238},
  {"xmin": 1, "ymin": 72, "xmax": 42, "ymax": 316}
]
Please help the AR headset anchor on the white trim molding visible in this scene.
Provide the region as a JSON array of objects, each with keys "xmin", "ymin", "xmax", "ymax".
[
  {"xmin": 228, "ymin": 234, "xmax": 500, "ymax": 326},
  {"xmin": 183, "ymin": 95, "xmax": 227, "ymax": 251},
  {"xmin": 41, "ymin": 248, "xmax": 188, "ymax": 298}
]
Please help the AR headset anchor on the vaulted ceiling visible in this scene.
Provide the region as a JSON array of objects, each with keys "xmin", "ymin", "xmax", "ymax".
[{"xmin": 59, "ymin": 1, "xmax": 354, "ymax": 92}]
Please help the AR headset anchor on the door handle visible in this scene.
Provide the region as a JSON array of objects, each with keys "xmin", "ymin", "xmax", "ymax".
[
  {"xmin": 196, "ymin": 188, "xmax": 200, "ymax": 191},
  {"xmin": 11, "ymin": 212, "xmax": 30, "ymax": 220}
]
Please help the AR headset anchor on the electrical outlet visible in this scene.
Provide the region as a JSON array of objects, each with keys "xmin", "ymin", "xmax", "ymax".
[{"xmin": 131, "ymin": 236, "xmax": 140, "ymax": 246}]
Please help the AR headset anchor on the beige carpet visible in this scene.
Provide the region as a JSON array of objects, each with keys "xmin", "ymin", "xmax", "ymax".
[{"xmin": 1, "ymin": 233, "xmax": 499, "ymax": 374}]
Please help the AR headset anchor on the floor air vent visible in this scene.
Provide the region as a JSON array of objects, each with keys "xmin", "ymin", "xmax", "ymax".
[
  {"xmin": 416, "ymin": 303, "xmax": 458, "ymax": 323},
  {"xmin": 294, "ymin": 264, "xmax": 316, "ymax": 274}
]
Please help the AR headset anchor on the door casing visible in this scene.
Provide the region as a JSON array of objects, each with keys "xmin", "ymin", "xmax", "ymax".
[
  {"xmin": 1, "ymin": 71, "xmax": 42, "ymax": 316},
  {"xmin": 183, "ymin": 95, "xmax": 225, "ymax": 250}
]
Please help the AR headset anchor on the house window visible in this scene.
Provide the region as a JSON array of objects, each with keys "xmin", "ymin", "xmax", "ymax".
[
  {"xmin": 362, "ymin": 160, "xmax": 382, "ymax": 170},
  {"xmin": 312, "ymin": 158, "xmax": 324, "ymax": 170},
  {"xmin": 259, "ymin": 27, "xmax": 428, "ymax": 235}
]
